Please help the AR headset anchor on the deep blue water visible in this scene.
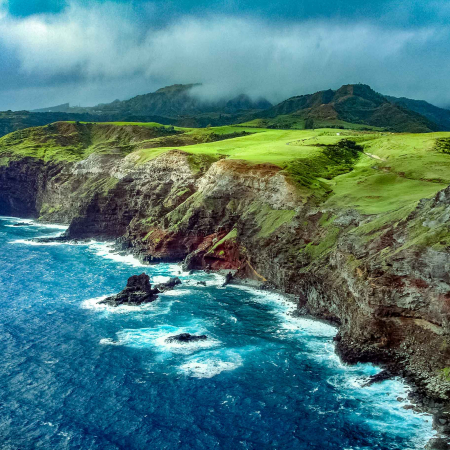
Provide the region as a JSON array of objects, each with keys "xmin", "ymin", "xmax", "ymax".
[{"xmin": 0, "ymin": 216, "xmax": 434, "ymax": 449}]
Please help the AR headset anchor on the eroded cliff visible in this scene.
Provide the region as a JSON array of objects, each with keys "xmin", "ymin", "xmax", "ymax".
[{"xmin": 2, "ymin": 122, "xmax": 450, "ymax": 438}]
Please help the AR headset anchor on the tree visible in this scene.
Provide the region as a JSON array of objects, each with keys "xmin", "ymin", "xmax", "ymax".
[{"xmin": 304, "ymin": 117, "xmax": 315, "ymax": 129}]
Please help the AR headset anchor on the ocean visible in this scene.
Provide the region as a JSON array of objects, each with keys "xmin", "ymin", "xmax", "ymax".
[{"xmin": 0, "ymin": 216, "xmax": 434, "ymax": 449}]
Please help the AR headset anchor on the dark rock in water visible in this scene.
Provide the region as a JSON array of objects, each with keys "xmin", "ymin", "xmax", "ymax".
[
  {"xmin": 362, "ymin": 369, "xmax": 395, "ymax": 387},
  {"xmin": 425, "ymin": 437, "xmax": 450, "ymax": 449},
  {"xmin": 154, "ymin": 276, "xmax": 182, "ymax": 292},
  {"xmin": 99, "ymin": 273, "xmax": 159, "ymax": 307},
  {"xmin": 34, "ymin": 235, "xmax": 78, "ymax": 244},
  {"xmin": 222, "ymin": 272, "xmax": 233, "ymax": 287},
  {"xmin": 12, "ymin": 222, "xmax": 29, "ymax": 227},
  {"xmin": 165, "ymin": 333, "xmax": 207, "ymax": 343},
  {"xmin": 197, "ymin": 281, "xmax": 207, "ymax": 286}
]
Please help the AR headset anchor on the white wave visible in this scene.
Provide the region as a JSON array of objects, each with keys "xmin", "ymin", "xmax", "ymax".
[
  {"xmin": 9, "ymin": 238, "xmax": 69, "ymax": 246},
  {"xmin": 152, "ymin": 275, "xmax": 171, "ymax": 284},
  {"xmin": 110, "ymin": 323, "xmax": 220, "ymax": 355},
  {"xmin": 87, "ymin": 241, "xmax": 147, "ymax": 267},
  {"xmin": 160, "ymin": 289, "xmax": 193, "ymax": 297},
  {"xmin": 80, "ymin": 295, "xmax": 170, "ymax": 316},
  {"xmin": 168, "ymin": 265, "xmax": 189, "ymax": 277},
  {"xmin": 5, "ymin": 222, "xmax": 33, "ymax": 228},
  {"xmin": 99, "ymin": 338, "xmax": 122, "ymax": 345},
  {"xmin": 80, "ymin": 295, "xmax": 110, "ymax": 310},
  {"xmin": 232, "ymin": 284, "xmax": 336, "ymax": 338},
  {"xmin": 1, "ymin": 216, "xmax": 68, "ymax": 230},
  {"xmin": 179, "ymin": 349, "xmax": 243, "ymax": 378},
  {"xmin": 33, "ymin": 223, "xmax": 68, "ymax": 230}
]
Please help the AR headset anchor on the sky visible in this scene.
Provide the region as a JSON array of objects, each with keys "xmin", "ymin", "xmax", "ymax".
[{"xmin": 0, "ymin": 0, "xmax": 449, "ymax": 110}]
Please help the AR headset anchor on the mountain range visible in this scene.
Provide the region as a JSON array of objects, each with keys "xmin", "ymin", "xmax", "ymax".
[{"xmin": 0, "ymin": 83, "xmax": 448, "ymax": 137}]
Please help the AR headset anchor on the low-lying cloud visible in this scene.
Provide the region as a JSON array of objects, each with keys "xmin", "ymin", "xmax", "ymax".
[{"xmin": 0, "ymin": 1, "xmax": 449, "ymax": 110}]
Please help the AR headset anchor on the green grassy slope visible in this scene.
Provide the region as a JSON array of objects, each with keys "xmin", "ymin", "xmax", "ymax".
[
  {"xmin": 2, "ymin": 120, "xmax": 450, "ymax": 215},
  {"xmin": 0, "ymin": 121, "xmax": 182, "ymax": 163},
  {"xmin": 135, "ymin": 127, "xmax": 450, "ymax": 213}
]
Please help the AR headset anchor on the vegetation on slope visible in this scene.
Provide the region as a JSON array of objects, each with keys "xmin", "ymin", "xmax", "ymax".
[
  {"xmin": 245, "ymin": 84, "xmax": 440, "ymax": 133},
  {"xmin": 386, "ymin": 95, "xmax": 450, "ymax": 131},
  {"xmin": 4, "ymin": 83, "xmax": 447, "ymax": 140},
  {"xmin": 0, "ymin": 121, "xmax": 182, "ymax": 163},
  {"xmin": 2, "ymin": 119, "xmax": 450, "ymax": 217}
]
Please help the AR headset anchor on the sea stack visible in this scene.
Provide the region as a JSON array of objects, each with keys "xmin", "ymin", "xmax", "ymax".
[{"xmin": 99, "ymin": 273, "xmax": 159, "ymax": 307}]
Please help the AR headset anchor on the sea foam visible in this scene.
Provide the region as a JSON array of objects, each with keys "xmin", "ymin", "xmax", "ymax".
[
  {"xmin": 179, "ymin": 349, "xmax": 243, "ymax": 378},
  {"xmin": 109, "ymin": 323, "xmax": 221, "ymax": 355}
]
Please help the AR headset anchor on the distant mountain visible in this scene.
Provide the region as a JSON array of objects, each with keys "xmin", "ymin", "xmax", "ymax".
[
  {"xmin": 249, "ymin": 84, "xmax": 440, "ymax": 133},
  {"xmin": 2, "ymin": 83, "xmax": 448, "ymax": 138},
  {"xmin": 33, "ymin": 103, "xmax": 71, "ymax": 113},
  {"xmin": 385, "ymin": 96, "xmax": 450, "ymax": 131},
  {"xmin": 69, "ymin": 84, "xmax": 272, "ymax": 119}
]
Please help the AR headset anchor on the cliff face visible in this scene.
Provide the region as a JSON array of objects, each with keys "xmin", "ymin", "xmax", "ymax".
[{"xmin": 1, "ymin": 146, "xmax": 450, "ymax": 413}]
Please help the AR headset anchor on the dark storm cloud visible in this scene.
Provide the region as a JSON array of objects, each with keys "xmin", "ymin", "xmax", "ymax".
[{"xmin": 0, "ymin": 0, "xmax": 449, "ymax": 110}]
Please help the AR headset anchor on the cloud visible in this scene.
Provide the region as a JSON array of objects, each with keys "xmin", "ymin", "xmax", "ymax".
[{"xmin": 0, "ymin": 1, "xmax": 449, "ymax": 109}]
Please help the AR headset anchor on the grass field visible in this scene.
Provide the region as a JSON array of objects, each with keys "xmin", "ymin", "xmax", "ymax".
[
  {"xmin": 2, "ymin": 120, "xmax": 450, "ymax": 215},
  {"xmin": 135, "ymin": 128, "xmax": 357, "ymax": 164},
  {"xmin": 134, "ymin": 127, "xmax": 450, "ymax": 214}
]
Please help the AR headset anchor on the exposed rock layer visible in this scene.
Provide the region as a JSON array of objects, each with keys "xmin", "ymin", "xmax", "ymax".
[{"xmin": 1, "ymin": 148, "xmax": 450, "ymax": 428}]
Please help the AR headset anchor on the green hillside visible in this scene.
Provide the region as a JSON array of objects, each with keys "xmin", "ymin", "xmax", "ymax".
[
  {"xmin": 2, "ymin": 120, "xmax": 450, "ymax": 215},
  {"xmin": 246, "ymin": 84, "xmax": 439, "ymax": 133},
  {"xmin": 386, "ymin": 95, "xmax": 450, "ymax": 131}
]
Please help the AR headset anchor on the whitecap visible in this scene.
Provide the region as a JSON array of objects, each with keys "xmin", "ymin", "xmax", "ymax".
[
  {"xmin": 179, "ymin": 349, "xmax": 243, "ymax": 378},
  {"xmin": 9, "ymin": 238, "xmax": 67, "ymax": 246},
  {"xmin": 80, "ymin": 295, "xmax": 171, "ymax": 316},
  {"xmin": 80, "ymin": 295, "xmax": 110, "ymax": 310},
  {"xmin": 99, "ymin": 338, "xmax": 122, "ymax": 346},
  {"xmin": 152, "ymin": 275, "xmax": 171, "ymax": 284},
  {"xmin": 87, "ymin": 241, "xmax": 147, "ymax": 267},
  {"xmin": 33, "ymin": 223, "xmax": 68, "ymax": 230},
  {"xmin": 160, "ymin": 289, "xmax": 193, "ymax": 297},
  {"xmin": 231, "ymin": 284, "xmax": 336, "ymax": 338},
  {"xmin": 180, "ymin": 360, "xmax": 240, "ymax": 378},
  {"xmin": 1, "ymin": 216, "xmax": 68, "ymax": 230},
  {"xmin": 111, "ymin": 323, "xmax": 220, "ymax": 355}
]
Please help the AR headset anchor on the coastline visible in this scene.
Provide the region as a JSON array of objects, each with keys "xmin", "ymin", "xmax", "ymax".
[{"xmin": 2, "ymin": 214, "xmax": 445, "ymax": 448}]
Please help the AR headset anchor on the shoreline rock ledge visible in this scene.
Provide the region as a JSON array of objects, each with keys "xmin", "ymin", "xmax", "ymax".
[{"xmin": 99, "ymin": 273, "xmax": 159, "ymax": 307}]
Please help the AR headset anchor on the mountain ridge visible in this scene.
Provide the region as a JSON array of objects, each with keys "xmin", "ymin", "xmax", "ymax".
[
  {"xmin": 247, "ymin": 84, "xmax": 440, "ymax": 133},
  {"xmin": 386, "ymin": 95, "xmax": 450, "ymax": 131},
  {"xmin": 2, "ymin": 83, "xmax": 449, "ymax": 137}
]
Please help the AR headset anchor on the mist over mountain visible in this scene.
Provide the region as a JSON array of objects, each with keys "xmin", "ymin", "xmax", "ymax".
[
  {"xmin": 1, "ymin": 82, "xmax": 449, "ymax": 137},
  {"xmin": 1, "ymin": 1, "xmax": 450, "ymax": 111},
  {"xmin": 70, "ymin": 84, "xmax": 273, "ymax": 118}
]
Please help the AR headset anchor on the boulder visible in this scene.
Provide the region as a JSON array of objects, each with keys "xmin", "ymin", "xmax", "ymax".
[
  {"xmin": 154, "ymin": 276, "xmax": 182, "ymax": 292},
  {"xmin": 165, "ymin": 333, "xmax": 207, "ymax": 343},
  {"xmin": 362, "ymin": 369, "xmax": 395, "ymax": 387},
  {"xmin": 99, "ymin": 273, "xmax": 159, "ymax": 307},
  {"xmin": 222, "ymin": 272, "xmax": 233, "ymax": 287}
]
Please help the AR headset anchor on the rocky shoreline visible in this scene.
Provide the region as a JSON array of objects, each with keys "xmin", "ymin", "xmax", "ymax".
[
  {"xmin": 2, "ymin": 143, "xmax": 450, "ymax": 447},
  {"xmin": 6, "ymin": 224, "xmax": 450, "ymax": 447}
]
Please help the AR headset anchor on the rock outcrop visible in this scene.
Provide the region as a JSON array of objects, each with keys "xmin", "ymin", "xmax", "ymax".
[
  {"xmin": 165, "ymin": 333, "xmax": 207, "ymax": 343},
  {"xmin": 99, "ymin": 273, "xmax": 159, "ymax": 306},
  {"xmin": 154, "ymin": 277, "xmax": 182, "ymax": 292},
  {"xmin": 1, "ymin": 136, "xmax": 450, "ymax": 438}
]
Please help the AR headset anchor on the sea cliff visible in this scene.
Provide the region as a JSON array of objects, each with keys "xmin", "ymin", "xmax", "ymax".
[{"xmin": 2, "ymin": 122, "xmax": 450, "ymax": 441}]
